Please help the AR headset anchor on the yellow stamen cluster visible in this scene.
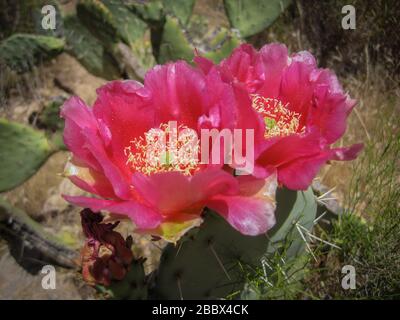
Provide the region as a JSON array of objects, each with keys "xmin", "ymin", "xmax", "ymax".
[
  {"xmin": 124, "ymin": 123, "xmax": 200, "ymax": 176},
  {"xmin": 251, "ymin": 94, "xmax": 304, "ymax": 139}
]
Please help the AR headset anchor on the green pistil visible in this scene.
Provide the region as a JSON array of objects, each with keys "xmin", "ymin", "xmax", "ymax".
[
  {"xmin": 160, "ymin": 151, "xmax": 171, "ymax": 166},
  {"xmin": 264, "ymin": 117, "xmax": 276, "ymax": 130}
]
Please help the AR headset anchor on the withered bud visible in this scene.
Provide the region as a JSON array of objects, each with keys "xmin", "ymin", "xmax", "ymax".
[{"xmin": 80, "ymin": 209, "xmax": 133, "ymax": 286}]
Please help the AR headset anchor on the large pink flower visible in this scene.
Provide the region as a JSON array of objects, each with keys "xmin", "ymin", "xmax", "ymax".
[
  {"xmin": 61, "ymin": 61, "xmax": 277, "ymax": 241},
  {"xmin": 195, "ymin": 44, "xmax": 363, "ymax": 190}
]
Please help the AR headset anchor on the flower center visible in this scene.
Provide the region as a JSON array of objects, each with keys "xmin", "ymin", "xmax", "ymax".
[
  {"xmin": 251, "ymin": 94, "xmax": 305, "ymax": 139},
  {"xmin": 124, "ymin": 122, "xmax": 200, "ymax": 176}
]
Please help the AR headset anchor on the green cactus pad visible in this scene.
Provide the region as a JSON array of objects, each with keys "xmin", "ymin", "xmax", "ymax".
[
  {"xmin": 63, "ymin": 15, "xmax": 120, "ymax": 80},
  {"xmin": 130, "ymin": 0, "xmax": 164, "ymax": 22},
  {"xmin": 266, "ymin": 187, "xmax": 317, "ymax": 258},
  {"xmin": 158, "ymin": 15, "xmax": 241, "ymax": 64},
  {"xmin": 76, "ymin": 0, "xmax": 120, "ymax": 46},
  {"xmin": 224, "ymin": 0, "xmax": 292, "ymax": 37},
  {"xmin": 0, "ymin": 33, "xmax": 64, "ymax": 73},
  {"xmin": 0, "ymin": 119, "xmax": 58, "ymax": 192},
  {"xmin": 77, "ymin": 0, "xmax": 148, "ymax": 48},
  {"xmin": 158, "ymin": 16, "xmax": 193, "ymax": 63},
  {"xmin": 76, "ymin": 0, "xmax": 154, "ymax": 79},
  {"xmin": 187, "ymin": 14, "xmax": 242, "ymax": 63},
  {"xmin": 162, "ymin": 0, "xmax": 195, "ymax": 26},
  {"xmin": 151, "ymin": 187, "xmax": 316, "ymax": 299},
  {"xmin": 203, "ymin": 28, "xmax": 241, "ymax": 63},
  {"xmin": 102, "ymin": 0, "xmax": 148, "ymax": 48},
  {"xmin": 0, "ymin": 198, "xmax": 78, "ymax": 267}
]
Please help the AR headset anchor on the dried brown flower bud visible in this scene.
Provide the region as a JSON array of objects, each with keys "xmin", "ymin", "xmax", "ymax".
[{"xmin": 80, "ymin": 209, "xmax": 133, "ymax": 286}]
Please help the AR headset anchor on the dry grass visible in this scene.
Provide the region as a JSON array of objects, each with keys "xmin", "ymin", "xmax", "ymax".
[{"xmin": 320, "ymin": 66, "xmax": 400, "ymax": 216}]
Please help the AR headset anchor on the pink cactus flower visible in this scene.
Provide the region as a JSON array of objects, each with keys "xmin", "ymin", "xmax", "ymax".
[
  {"xmin": 195, "ymin": 44, "xmax": 363, "ymax": 190},
  {"xmin": 61, "ymin": 61, "xmax": 277, "ymax": 240}
]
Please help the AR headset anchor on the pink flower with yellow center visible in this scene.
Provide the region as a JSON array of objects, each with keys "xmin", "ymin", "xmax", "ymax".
[
  {"xmin": 195, "ymin": 43, "xmax": 363, "ymax": 190},
  {"xmin": 61, "ymin": 61, "xmax": 277, "ymax": 241}
]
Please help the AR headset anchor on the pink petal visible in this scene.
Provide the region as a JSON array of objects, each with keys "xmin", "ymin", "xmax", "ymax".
[
  {"xmin": 310, "ymin": 69, "xmax": 356, "ymax": 143},
  {"xmin": 332, "ymin": 143, "xmax": 364, "ymax": 161},
  {"xmin": 81, "ymin": 128, "xmax": 132, "ymax": 200},
  {"xmin": 62, "ymin": 195, "xmax": 115, "ymax": 212},
  {"xmin": 63, "ymin": 195, "xmax": 162, "ymax": 229},
  {"xmin": 143, "ymin": 61, "xmax": 206, "ymax": 128},
  {"xmin": 278, "ymin": 152, "xmax": 332, "ymax": 190},
  {"xmin": 257, "ymin": 43, "xmax": 289, "ymax": 98},
  {"xmin": 61, "ymin": 89, "xmax": 135, "ymax": 200},
  {"xmin": 131, "ymin": 168, "xmax": 238, "ymax": 214},
  {"xmin": 93, "ymin": 80, "xmax": 155, "ymax": 178},
  {"xmin": 291, "ymin": 50, "xmax": 317, "ymax": 67},
  {"xmin": 105, "ymin": 201, "xmax": 162, "ymax": 229},
  {"xmin": 201, "ymin": 67, "xmax": 235, "ymax": 130},
  {"xmin": 220, "ymin": 44, "xmax": 257, "ymax": 88},
  {"xmin": 257, "ymin": 129, "xmax": 323, "ymax": 168},
  {"xmin": 311, "ymin": 86, "xmax": 348, "ymax": 143},
  {"xmin": 194, "ymin": 55, "xmax": 214, "ymax": 75},
  {"xmin": 280, "ymin": 59, "xmax": 315, "ymax": 117},
  {"xmin": 207, "ymin": 174, "xmax": 277, "ymax": 235},
  {"xmin": 64, "ymin": 159, "xmax": 117, "ymax": 199},
  {"xmin": 60, "ymin": 96, "xmax": 97, "ymax": 129},
  {"xmin": 60, "ymin": 96, "xmax": 101, "ymax": 171}
]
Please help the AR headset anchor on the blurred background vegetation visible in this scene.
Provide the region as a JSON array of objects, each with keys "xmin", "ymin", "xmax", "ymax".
[{"xmin": 0, "ymin": 0, "xmax": 399, "ymax": 299}]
